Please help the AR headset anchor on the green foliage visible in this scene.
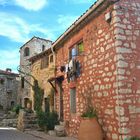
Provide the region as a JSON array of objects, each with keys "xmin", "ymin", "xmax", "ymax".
[
  {"xmin": 37, "ymin": 111, "xmax": 47, "ymax": 129},
  {"xmin": 12, "ymin": 104, "xmax": 23, "ymax": 114},
  {"xmin": 37, "ymin": 111, "xmax": 59, "ymax": 131},
  {"xmin": 32, "ymin": 80, "xmax": 44, "ymax": 112},
  {"xmin": 32, "ymin": 80, "xmax": 59, "ymax": 131},
  {"xmin": 129, "ymin": 137, "xmax": 140, "ymax": 140},
  {"xmin": 46, "ymin": 111, "xmax": 59, "ymax": 130},
  {"xmin": 81, "ymin": 91, "xmax": 97, "ymax": 118},
  {"xmin": 81, "ymin": 106, "xmax": 97, "ymax": 118}
]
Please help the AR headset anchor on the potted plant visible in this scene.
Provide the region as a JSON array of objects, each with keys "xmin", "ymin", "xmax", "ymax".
[
  {"xmin": 78, "ymin": 93, "xmax": 103, "ymax": 140},
  {"xmin": 129, "ymin": 136, "xmax": 140, "ymax": 140}
]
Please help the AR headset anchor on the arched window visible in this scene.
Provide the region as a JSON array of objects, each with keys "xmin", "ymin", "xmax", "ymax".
[
  {"xmin": 24, "ymin": 47, "xmax": 30, "ymax": 56},
  {"xmin": 42, "ymin": 45, "xmax": 45, "ymax": 52}
]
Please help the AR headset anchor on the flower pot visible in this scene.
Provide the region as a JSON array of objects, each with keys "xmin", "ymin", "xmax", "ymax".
[{"xmin": 78, "ymin": 118, "xmax": 103, "ymax": 140}]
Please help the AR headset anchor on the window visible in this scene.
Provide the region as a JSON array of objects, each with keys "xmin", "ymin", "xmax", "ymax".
[
  {"xmin": 7, "ymin": 78, "xmax": 13, "ymax": 90},
  {"xmin": 0, "ymin": 78, "xmax": 4, "ymax": 84},
  {"xmin": 11, "ymin": 101, "xmax": 15, "ymax": 108},
  {"xmin": 69, "ymin": 41, "xmax": 84, "ymax": 60},
  {"xmin": 77, "ymin": 42, "xmax": 84, "ymax": 54},
  {"xmin": 42, "ymin": 45, "xmax": 45, "ymax": 52},
  {"xmin": 49, "ymin": 54, "xmax": 53, "ymax": 63},
  {"xmin": 21, "ymin": 77, "xmax": 24, "ymax": 88},
  {"xmin": 41, "ymin": 56, "xmax": 49, "ymax": 69},
  {"xmin": 70, "ymin": 88, "xmax": 76, "ymax": 113},
  {"xmin": 24, "ymin": 47, "xmax": 30, "ymax": 57}
]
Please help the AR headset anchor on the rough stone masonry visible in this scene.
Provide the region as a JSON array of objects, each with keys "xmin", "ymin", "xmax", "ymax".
[{"xmin": 53, "ymin": 0, "xmax": 140, "ymax": 139}]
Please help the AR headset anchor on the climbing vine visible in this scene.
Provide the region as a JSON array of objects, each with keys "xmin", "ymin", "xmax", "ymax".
[{"xmin": 32, "ymin": 80, "xmax": 44, "ymax": 113}]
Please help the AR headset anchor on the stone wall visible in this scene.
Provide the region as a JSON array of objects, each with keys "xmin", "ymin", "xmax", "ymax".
[
  {"xmin": 55, "ymin": 2, "xmax": 117, "ymax": 139},
  {"xmin": 54, "ymin": 0, "xmax": 140, "ymax": 139},
  {"xmin": 113, "ymin": 0, "xmax": 140, "ymax": 139},
  {"xmin": 19, "ymin": 37, "xmax": 52, "ymax": 108},
  {"xmin": 17, "ymin": 110, "xmax": 38, "ymax": 131},
  {"xmin": 30, "ymin": 53, "xmax": 55, "ymax": 111},
  {"xmin": 0, "ymin": 71, "xmax": 19, "ymax": 110}
]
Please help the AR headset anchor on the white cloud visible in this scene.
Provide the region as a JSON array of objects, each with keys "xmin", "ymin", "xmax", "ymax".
[
  {"xmin": 0, "ymin": 49, "xmax": 19, "ymax": 73},
  {"xmin": 65, "ymin": 0, "xmax": 94, "ymax": 4},
  {"xmin": 0, "ymin": 0, "xmax": 47, "ymax": 11},
  {"xmin": 14, "ymin": 0, "xmax": 47, "ymax": 11},
  {"xmin": 0, "ymin": 12, "xmax": 56, "ymax": 42},
  {"xmin": 57, "ymin": 15, "xmax": 78, "ymax": 31},
  {"xmin": 0, "ymin": 12, "xmax": 30, "ymax": 42}
]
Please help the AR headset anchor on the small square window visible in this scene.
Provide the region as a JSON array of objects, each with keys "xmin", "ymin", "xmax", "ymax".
[
  {"xmin": 0, "ymin": 78, "xmax": 4, "ymax": 84},
  {"xmin": 49, "ymin": 54, "xmax": 53, "ymax": 63},
  {"xmin": 41, "ymin": 56, "xmax": 49, "ymax": 69},
  {"xmin": 77, "ymin": 42, "xmax": 84, "ymax": 54},
  {"xmin": 69, "ymin": 41, "xmax": 84, "ymax": 60}
]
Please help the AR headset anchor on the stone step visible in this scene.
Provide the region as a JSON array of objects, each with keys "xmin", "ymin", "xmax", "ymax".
[{"xmin": 54, "ymin": 125, "xmax": 66, "ymax": 137}]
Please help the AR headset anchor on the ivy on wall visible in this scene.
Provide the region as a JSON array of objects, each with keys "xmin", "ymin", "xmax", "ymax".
[{"xmin": 32, "ymin": 80, "xmax": 44, "ymax": 113}]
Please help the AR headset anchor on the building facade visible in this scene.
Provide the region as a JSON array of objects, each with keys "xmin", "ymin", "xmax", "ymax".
[
  {"xmin": 0, "ymin": 69, "xmax": 19, "ymax": 110},
  {"xmin": 29, "ymin": 48, "xmax": 55, "ymax": 112},
  {"xmin": 19, "ymin": 36, "xmax": 52, "ymax": 108},
  {"xmin": 51, "ymin": 0, "xmax": 140, "ymax": 139}
]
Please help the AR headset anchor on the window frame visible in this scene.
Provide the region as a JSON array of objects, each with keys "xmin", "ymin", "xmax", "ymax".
[
  {"xmin": 40, "ymin": 55, "xmax": 49, "ymax": 69},
  {"xmin": 42, "ymin": 45, "xmax": 45, "ymax": 52},
  {"xmin": 49, "ymin": 54, "xmax": 54, "ymax": 63},
  {"xmin": 24, "ymin": 47, "xmax": 30, "ymax": 57},
  {"xmin": 70, "ymin": 88, "xmax": 76, "ymax": 114},
  {"xmin": 69, "ymin": 40, "xmax": 84, "ymax": 60}
]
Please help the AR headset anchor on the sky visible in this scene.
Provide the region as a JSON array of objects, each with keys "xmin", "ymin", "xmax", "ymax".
[{"xmin": 0, "ymin": 0, "xmax": 96, "ymax": 73}]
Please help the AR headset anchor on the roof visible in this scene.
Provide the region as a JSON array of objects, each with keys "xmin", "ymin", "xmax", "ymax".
[
  {"xmin": 0, "ymin": 69, "xmax": 19, "ymax": 76},
  {"xmin": 52, "ymin": 0, "xmax": 118, "ymax": 48},
  {"xmin": 28, "ymin": 0, "xmax": 118, "ymax": 63},
  {"xmin": 20, "ymin": 36, "xmax": 53, "ymax": 50}
]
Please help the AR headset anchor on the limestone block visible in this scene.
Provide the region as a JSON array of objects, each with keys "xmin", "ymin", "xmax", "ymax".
[
  {"xmin": 117, "ymin": 60, "xmax": 128, "ymax": 68},
  {"xmin": 48, "ymin": 130, "xmax": 56, "ymax": 136},
  {"xmin": 115, "ymin": 106, "xmax": 124, "ymax": 116}
]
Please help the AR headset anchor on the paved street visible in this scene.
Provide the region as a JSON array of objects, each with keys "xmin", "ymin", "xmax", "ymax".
[{"xmin": 0, "ymin": 127, "xmax": 42, "ymax": 140}]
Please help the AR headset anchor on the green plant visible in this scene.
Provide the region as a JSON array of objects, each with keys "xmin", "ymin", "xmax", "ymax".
[
  {"xmin": 32, "ymin": 80, "xmax": 44, "ymax": 113},
  {"xmin": 129, "ymin": 136, "xmax": 140, "ymax": 140},
  {"xmin": 37, "ymin": 111, "xmax": 47, "ymax": 129},
  {"xmin": 46, "ymin": 111, "xmax": 59, "ymax": 130},
  {"xmin": 12, "ymin": 104, "xmax": 23, "ymax": 114},
  {"xmin": 37, "ymin": 110, "xmax": 59, "ymax": 131},
  {"xmin": 81, "ymin": 106, "xmax": 97, "ymax": 118},
  {"xmin": 81, "ymin": 90, "xmax": 97, "ymax": 118}
]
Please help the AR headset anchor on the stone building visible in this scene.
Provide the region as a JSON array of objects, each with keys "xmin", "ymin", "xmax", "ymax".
[
  {"xmin": 19, "ymin": 36, "xmax": 52, "ymax": 108},
  {"xmin": 50, "ymin": 0, "xmax": 140, "ymax": 139},
  {"xmin": 29, "ymin": 47, "xmax": 55, "ymax": 112},
  {"xmin": 0, "ymin": 68, "xmax": 19, "ymax": 110}
]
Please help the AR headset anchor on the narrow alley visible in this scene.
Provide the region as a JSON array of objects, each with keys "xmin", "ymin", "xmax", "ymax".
[{"xmin": 0, "ymin": 127, "xmax": 42, "ymax": 140}]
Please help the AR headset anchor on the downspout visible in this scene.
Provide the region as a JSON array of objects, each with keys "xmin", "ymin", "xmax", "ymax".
[{"xmin": 50, "ymin": 44, "xmax": 56, "ymax": 111}]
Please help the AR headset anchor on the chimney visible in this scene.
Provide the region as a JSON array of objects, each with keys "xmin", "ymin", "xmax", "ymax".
[{"xmin": 6, "ymin": 68, "xmax": 12, "ymax": 72}]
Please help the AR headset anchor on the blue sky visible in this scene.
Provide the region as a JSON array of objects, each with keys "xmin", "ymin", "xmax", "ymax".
[{"xmin": 0, "ymin": 0, "xmax": 96, "ymax": 72}]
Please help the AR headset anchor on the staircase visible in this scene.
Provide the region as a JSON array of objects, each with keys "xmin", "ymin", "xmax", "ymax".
[
  {"xmin": 0, "ymin": 110, "xmax": 5, "ymax": 120},
  {"xmin": 17, "ymin": 110, "xmax": 38, "ymax": 131},
  {"xmin": 0, "ymin": 110, "xmax": 5, "ymax": 126},
  {"xmin": 54, "ymin": 121, "xmax": 66, "ymax": 136}
]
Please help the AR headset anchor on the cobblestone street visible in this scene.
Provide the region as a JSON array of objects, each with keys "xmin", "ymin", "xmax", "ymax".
[{"xmin": 0, "ymin": 127, "xmax": 42, "ymax": 140}]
